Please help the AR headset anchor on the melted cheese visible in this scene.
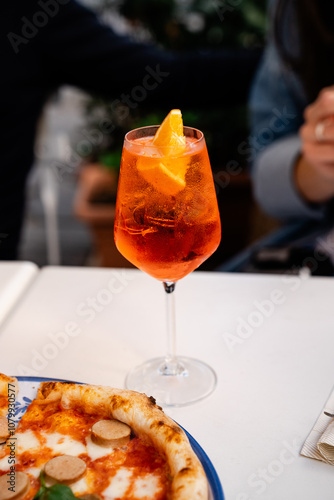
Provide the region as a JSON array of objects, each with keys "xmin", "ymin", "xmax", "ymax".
[
  {"xmin": 70, "ymin": 475, "xmax": 90, "ymax": 495},
  {"xmin": 42, "ymin": 431, "xmax": 86, "ymax": 456},
  {"xmin": 0, "ymin": 455, "xmax": 10, "ymax": 470},
  {"xmin": 85, "ymin": 435, "xmax": 115, "ymax": 461},
  {"xmin": 103, "ymin": 468, "xmax": 133, "ymax": 498},
  {"xmin": 133, "ymin": 475, "xmax": 161, "ymax": 498},
  {"xmin": 16, "ymin": 429, "xmax": 40, "ymax": 452},
  {"xmin": 26, "ymin": 467, "xmax": 40, "ymax": 479}
]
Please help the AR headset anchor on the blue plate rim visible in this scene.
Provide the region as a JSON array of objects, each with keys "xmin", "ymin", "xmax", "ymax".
[
  {"xmin": 181, "ymin": 424, "xmax": 224, "ymax": 500},
  {"xmin": 14, "ymin": 375, "xmax": 224, "ymax": 500}
]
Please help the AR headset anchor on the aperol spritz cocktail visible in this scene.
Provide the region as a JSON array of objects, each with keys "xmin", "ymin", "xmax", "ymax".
[{"xmin": 114, "ymin": 111, "xmax": 221, "ymax": 406}]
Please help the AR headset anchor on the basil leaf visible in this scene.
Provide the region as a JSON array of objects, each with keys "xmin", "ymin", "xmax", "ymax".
[
  {"xmin": 39, "ymin": 470, "xmax": 46, "ymax": 489},
  {"xmin": 47, "ymin": 484, "xmax": 77, "ymax": 500},
  {"xmin": 33, "ymin": 487, "xmax": 46, "ymax": 500},
  {"xmin": 33, "ymin": 471, "xmax": 47, "ymax": 500},
  {"xmin": 33, "ymin": 472, "xmax": 76, "ymax": 500}
]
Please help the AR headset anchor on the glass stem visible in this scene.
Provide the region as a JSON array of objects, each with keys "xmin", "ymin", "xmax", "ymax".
[
  {"xmin": 158, "ymin": 281, "xmax": 186, "ymax": 376},
  {"xmin": 164, "ymin": 281, "xmax": 177, "ymax": 363}
]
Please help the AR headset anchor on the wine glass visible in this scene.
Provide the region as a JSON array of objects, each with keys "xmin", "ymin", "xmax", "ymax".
[{"xmin": 114, "ymin": 125, "xmax": 221, "ymax": 406}]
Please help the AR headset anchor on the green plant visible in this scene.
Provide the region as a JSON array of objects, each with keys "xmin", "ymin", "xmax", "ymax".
[
  {"xmin": 80, "ymin": 0, "xmax": 267, "ymax": 169},
  {"xmin": 118, "ymin": 0, "xmax": 266, "ymax": 50}
]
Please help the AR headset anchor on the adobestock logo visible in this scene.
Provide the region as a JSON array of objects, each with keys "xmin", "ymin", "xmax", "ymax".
[
  {"xmin": 223, "ymin": 288, "xmax": 287, "ymax": 352},
  {"xmin": 235, "ymin": 439, "xmax": 300, "ymax": 499},
  {"xmin": 49, "ymin": 64, "xmax": 170, "ymax": 183},
  {"xmin": 16, "ymin": 270, "xmax": 135, "ymax": 376},
  {"xmin": 7, "ymin": 0, "xmax": 70, "ymax": 54},
  {"xmin": 238, "ymin": 106, "xmax": 297, "ymax": 163}
]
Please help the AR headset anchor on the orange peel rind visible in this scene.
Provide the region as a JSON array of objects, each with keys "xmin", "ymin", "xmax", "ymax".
[{"xmin": 137, "ymin": 109, "xmax": 188, "ymax": 195}]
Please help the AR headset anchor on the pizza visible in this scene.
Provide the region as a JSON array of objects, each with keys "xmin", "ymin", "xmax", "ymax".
[{"xmin": 0, "ymin": 376, "xmax": 209, "ymax": 500}]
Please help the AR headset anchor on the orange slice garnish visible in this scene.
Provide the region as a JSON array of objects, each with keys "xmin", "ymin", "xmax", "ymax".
[
  {"xmin": 152, "ymin": 109, "xmax": 186, "ymax": 156},
  {"xmin": 137, "ymin": 110, "xmax": 187, "ymax": 195},
  {"xmin": 138, "ymin": 158, "xmax": 186, "ymax": 196}
]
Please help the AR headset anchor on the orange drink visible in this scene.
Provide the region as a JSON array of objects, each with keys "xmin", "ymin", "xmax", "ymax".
[
  {"xmin": 114, "ymin": 110, "xmax": 221, "ymax": 406},
  {"xmin": 114, "ymin": 127, "xmax": 221, "ymax": 282}
]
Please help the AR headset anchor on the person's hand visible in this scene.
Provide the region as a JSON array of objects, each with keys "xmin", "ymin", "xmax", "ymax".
[
  {"xmin": 296, "ymin": 86, "xmax": 334, "ymax": 203},
  {"xmin": 301, "ymin": 86, "xmax": 334, "ymax": 176}
]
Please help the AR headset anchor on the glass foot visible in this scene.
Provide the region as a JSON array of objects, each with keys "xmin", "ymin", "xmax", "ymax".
[{"xmin": 125, "ymin": 356, "xmax": 217, "ymax": 407}]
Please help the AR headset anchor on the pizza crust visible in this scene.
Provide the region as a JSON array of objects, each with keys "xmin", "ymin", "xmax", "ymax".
[
  {"xmin": 0, "ymin": 374, "xmax": 18, "ymax": 417},
  {"xmin": 37, "ymin": 382, "xmax": 208, "ymax": 500}
]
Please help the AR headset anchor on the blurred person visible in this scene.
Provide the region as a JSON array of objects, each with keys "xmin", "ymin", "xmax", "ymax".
[
  {"xmin": 1, "ymin": 0, "xmax": 261, "ymax": 260},
  {"xmin": 250, "ymin": 0, "xmax": 334, "ymax": 220}
]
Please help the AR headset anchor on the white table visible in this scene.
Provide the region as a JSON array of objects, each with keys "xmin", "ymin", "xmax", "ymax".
[
  {"xmin": 0, "ymin": 261, "xmax": 38, "ymax": 326},
  {"xmin": 0, "ymin": 266, "xmax": 334, "ymax": 499}
]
